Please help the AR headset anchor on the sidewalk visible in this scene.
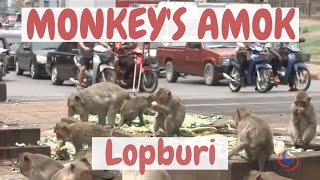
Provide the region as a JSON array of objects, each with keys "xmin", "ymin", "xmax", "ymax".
[
  {"xmin": 307, "ymin": 61, "xmax": 320, "ymax": 80},
  {"xmin": 0, "ymin": 100, "xmax": 67, "ymax": 135}
]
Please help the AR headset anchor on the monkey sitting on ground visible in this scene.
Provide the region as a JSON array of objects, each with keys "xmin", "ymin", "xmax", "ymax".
[
  {"xmin": 51, "ymin": 158, "xmax": 92, "ymax": 180},
  {"xmin": 119, "ymin": 94, "xmax": 156, "ymax": 127},
  {"xmin": 289, "ymin": 91, "xmax": 317, "ymax": 148},
  {"xmin": 228, "ymin": 108, "xmax": 274, "ymax": 172},
  {"xmin": 54, "ymin": 122, "xmax": 112, "ymax": 153},
  {"xmin": 122, "ymin": 170, "xmax": 172, "ymax": 180},
  {"xmin": 16, "ymin": 152, "xmax": 64, "ymax": 180},
  {"xmin": 243, "ymin": 170, "xmax": 293, "ymax": 180},
  {"xmin": 151, "ymin": 88, "xmax": 186, "ymax": 137}
]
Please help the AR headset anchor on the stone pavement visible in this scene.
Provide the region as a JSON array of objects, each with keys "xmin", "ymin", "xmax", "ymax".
[{"xmin": 0, "ymin": 100, "xmax": 68, "ymax": 135}]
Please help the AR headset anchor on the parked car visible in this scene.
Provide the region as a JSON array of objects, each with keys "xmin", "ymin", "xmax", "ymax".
[
  {"xmin": 6, "ymin": 37, "xmax": 21, "ymax": 70},
  {"xmin": 0, "ymin": 29, "xmax": 21, "ymax": 70},
  {"xmin": 15, "ymin": 42, "xmax": 60, "ymax": 79},
  {"xmin": 46, "ymin": 42, "xmax": 79, "ymax": 85},
  {"xmin": 137, "ymin": 42, "xmax": 166, "ymax": 77},
  {"xmin": 157, "ymin": 42, "xmax": 237, "ymax": 85}
]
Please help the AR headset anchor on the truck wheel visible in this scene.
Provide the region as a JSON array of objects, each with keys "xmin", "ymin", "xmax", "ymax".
[
  {"xmin": 204, "ymin": 63, "xmax": 218, "ymax": 86},
  {"xmin": 51, "ymin": 65, "xmax": 64, "ymax": 85},
  {"xmin": 15, "ymin": 61, "xmax": 23, "ymax": 75},
  {"xmin": 165, "ymin": 61, "xmax": 178, "ymax": 83}
]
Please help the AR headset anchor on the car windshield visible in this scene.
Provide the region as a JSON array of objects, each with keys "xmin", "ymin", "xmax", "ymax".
[
  {"xmin": 6, "ymin": 37, "xmax": 21, "ymax": 44},
  {"xmin": 137, "ymin": 42, "xmax": 164, "ymax": 49},
  {"xmin": 204, "ymin": 42, "xmax": 237, "ymax": 48},
  {"xmin": 32, "ymin": 42, "xmax": 60, "ymax": 50}
]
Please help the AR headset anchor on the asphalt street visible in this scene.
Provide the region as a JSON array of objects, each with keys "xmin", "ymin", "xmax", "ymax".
[{"xmin": 2, "ymin": 71, "xmax": 320, "ymax": 123}]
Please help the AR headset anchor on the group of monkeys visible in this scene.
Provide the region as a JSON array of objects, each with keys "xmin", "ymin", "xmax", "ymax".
[{"xmin": 15, "ymin": 82, "xmax": 317, "ymax": 180}]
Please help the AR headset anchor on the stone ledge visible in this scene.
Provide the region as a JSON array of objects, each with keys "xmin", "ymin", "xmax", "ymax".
[
  {"xmin": 0, "ymin": 128, "xmax": 40, "ymax": 147},
  {"xmin": 111, "ymin": 129, "xmax": 320, "ymax": 180},
  {"xmin": 0, "ymin": 145, "xmax": 51, "ymax": 160},
  {"xmin": 166, "ymin": 151, "xmax": 320, "ymax": 180}
]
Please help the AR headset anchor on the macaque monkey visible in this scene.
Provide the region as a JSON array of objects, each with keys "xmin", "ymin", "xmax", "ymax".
[
  {"xmin": 54, "ymin": 122, "xmax": 112, "ymax": 153},
  {"xmin": 67, "ymin": 82, "xmax": 130, "ymax": 127},
  {"xmin": 243, "ymin": 170, "xmax": 293, "ymax": 180},
  {"xmin": 16, "ymin": 152, "xmax": 64, "ymax": 180},
  {"xmin": 74, "ymin": 148, "xmax": 121, "ymax": 180},
  {"xmin": 119, "ymin": 94, "xmax": 156, "ymax": 127},
  {"xmin": 229, "ymin": 108, "xmax": 274, "ymax": 172},
  {"xmin": 289, "ymin": 91, "xmax": 317, "ymax": 148},
  {"xmin": 151, "ymin": 88, "xmax": 186, "ymax": 137},
  {"xmin": 51, "ymin": 158, "xmax": 92, "ymax": 180},
  {"xmin": 122, "ymin": 170, "xmax": 172, "ymax": 180}
]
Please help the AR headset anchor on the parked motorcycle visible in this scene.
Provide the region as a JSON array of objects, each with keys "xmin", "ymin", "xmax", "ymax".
[
  {"xmin": 223, "ymin": 43, "xmax": 273, "ymax": 93},
  {"xmin": 70, "ymin": 45, "xmax": 116, "ymax": 88},
  {"xmin": 0, "ymin": 48, "xmax": 9, "ymax": 81},
  {"xmin": 270, "ymin": 38, "xmax": 311, "ymax": 91},
  {"xmin": 115, "ymin": 43, "xmax": 158, "ymax": 93}
]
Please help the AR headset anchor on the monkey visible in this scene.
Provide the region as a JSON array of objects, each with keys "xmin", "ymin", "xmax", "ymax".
[
  {"xmin": 67, "ymin": 82, "xmax": 131, "ymax": 127},
  {"xmin": 228, "ymin": 108, "xmax": 274, "ymax": 172},
  {"xmin": 243, "ymin": 170, "xmax": 293, "ymax": 180},
  {"xmin": 121, "ymin": 170, "xmax": 172, "ymax": 180},
  {"xmin": 119, "ymin": 94, "xmax": 157, "ymax": 127},
  {"xmin": 289, "ymin": 91, "xmax": 317, "ymax": 148},
  {"xmin": 51, "ymin": 158, "xmax": 92, "ymax": 180},
  {"xmin": 16, "ymin": 152, "xmax": 64, "ymax": 180},
  {"xmin": 53, "ymin": 122, "xmax": 112, "ymax": 153},
  {"xmin": 74, "ymin": 148, "xmax": 121, "ymax": 180},
  {"xmin": 151, "ymin": 88, "xmax": 186, "ymax": 137}
]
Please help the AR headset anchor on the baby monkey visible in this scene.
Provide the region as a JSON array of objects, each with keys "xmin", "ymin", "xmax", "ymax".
[
  {"xmin": 119, "ymin": 94, "xmax": 156, "ymax": 127},
  {"xmin": 51, "ymin": 158, "xmax": 92, "ymax": 180},
  {"xmin": 290, "ymin": 91, "xmax": 317, "ymax": 148}
]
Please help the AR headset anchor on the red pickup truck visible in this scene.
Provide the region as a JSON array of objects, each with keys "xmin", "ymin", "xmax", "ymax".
[{"xmin": 157, "ymin": 42, "xmax": 237, "ymax": 85}]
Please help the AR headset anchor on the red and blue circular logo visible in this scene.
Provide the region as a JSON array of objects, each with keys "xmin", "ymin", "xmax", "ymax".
[{"xmin": 277, "ymin": 150, "xmax": 300, "ymax": 171}]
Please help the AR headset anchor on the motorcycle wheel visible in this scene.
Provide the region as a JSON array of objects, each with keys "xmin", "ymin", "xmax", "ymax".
[
  {"xmin": 140, "ymin": 71, "xmax": 158, "ymax": 93},
  {"xmin": 0, "ymin": 65, "xmax": 3, "ymax": 81},
  {"xmin": 97, "ymin": 69, "xmax": 117, "ymax": 84},
  {"xmin": 228, "ymin": 67, "xmax": 241, "ymax": 92},
  {"xmin": 255, "ymin": 68, "xmax": 273, "ymax": 93},
  {"xmin": 294, "ymin": 68, "xmax": 311, "ymax": 91}
]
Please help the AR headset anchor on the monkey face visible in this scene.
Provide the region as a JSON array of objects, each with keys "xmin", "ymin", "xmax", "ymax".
[
  {"xmin": 155, "ymin": 88, "xmax": 171, "ymax": 105},
  {"xmin": 73, "ymin": 95, "xmax": 86, "ymax": 113},
  {"xmin": 65, "ymin": 160, "xmax": 92, "ymax": 180},
  {"xmin": 54, "ymin": 123, "xmax": 71, "ymax": 141},
  {"xmin": 294, "ymin": 101, "xmax": 306, "ymax": 115},
  {"xmin": 16, "ymin": 153, "xmax": 32, "ymax": 177}
]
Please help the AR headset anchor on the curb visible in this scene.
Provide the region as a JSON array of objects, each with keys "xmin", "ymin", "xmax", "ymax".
[{"xmin": 311, "ymin": 72, "xmax": 320, "ymax": 80}]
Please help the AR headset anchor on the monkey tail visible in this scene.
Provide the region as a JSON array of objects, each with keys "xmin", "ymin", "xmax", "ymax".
[{"xmin": 177, "ymin": 129, "xmax": 195, "ymax": 137}]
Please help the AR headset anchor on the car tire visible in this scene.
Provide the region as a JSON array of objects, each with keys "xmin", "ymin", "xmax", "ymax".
[
  {"xmin": 51, "ymin": 65, "xmax": 64, "ymax": 85},
  {"xmin": 15, "ymin": 61, "xmax": 23, "ymax": 75},
  {"xmin": 0, "ymin": 82, "xmax": 7, "ymax": 102},
  {"xmin": 30, "ymin": 61, "xmax": 40, "ymax": 79},
  {"xmin": 204, "ymin": 63, "xmax": 218, "ymax": 86},
  {"xmin": 165, "ymin": 61, "xmax": 178, "ymax": 83}
]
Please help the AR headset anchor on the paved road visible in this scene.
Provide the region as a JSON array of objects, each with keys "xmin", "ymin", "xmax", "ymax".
[{"xmin": 2, "ymin": 72, "xmax": 320, "ymax": 122}]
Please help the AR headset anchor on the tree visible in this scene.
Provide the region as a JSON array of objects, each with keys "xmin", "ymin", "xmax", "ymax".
[{"xmin": 13, "ymin": 0, "xmax": 25, "ymax": 12}]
